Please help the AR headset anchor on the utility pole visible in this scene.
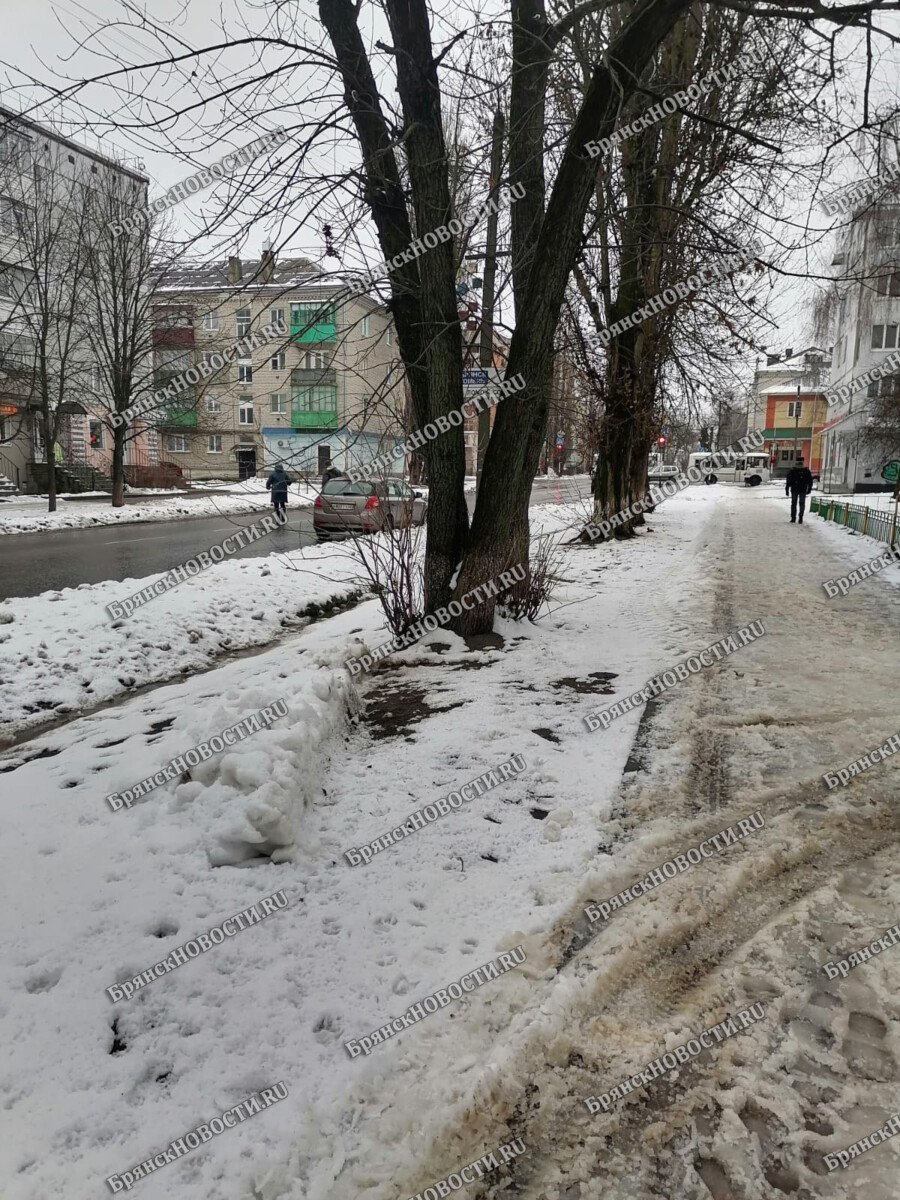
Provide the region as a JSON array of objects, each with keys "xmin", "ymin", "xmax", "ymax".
[
  {"xmin": 793, "ymin": 382, "xmax": 801, "ymax": 462},
  {"xmin": 476, "ymin": 106, "xmax": 505, "ymax": 493}
]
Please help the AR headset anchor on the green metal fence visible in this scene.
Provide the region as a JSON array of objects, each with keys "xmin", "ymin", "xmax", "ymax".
[{"xmin": 811, "ymin": 495, "xmax": 899, "ymax": 547}]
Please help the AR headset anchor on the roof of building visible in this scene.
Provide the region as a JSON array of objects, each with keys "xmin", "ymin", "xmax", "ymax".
[
  {"xmin": 0, "ymin": 104, "xmax": 148, "ymax": 185},
  {"xmin": 156, "ymin": 256, "xmax": 348, "ymax": 293}
]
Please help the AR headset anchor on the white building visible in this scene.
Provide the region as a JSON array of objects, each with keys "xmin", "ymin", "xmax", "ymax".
[
  {"xmin": 0, "ymin": 105, "xmax": 150, "ymax": 493},
  {"xmin": 820, "ymin": 129, "xmax": 900, "ymax": 493}
]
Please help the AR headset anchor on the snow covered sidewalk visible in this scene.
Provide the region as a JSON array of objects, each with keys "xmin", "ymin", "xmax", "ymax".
[
  {"xmin": 6, "ymin": 483, "xmax": 900, "ymax": 1200},
  {"xmin": 0, "ymin": 487, "xmax": 719, "ymax": 1200}
]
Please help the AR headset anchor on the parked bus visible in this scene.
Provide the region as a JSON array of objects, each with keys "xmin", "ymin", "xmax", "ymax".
[{"xmin": 687, "ymin": 450, "xmax": 770, "ymax": 487}]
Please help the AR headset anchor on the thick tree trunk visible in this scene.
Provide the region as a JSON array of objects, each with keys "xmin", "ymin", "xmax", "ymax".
[{"xmin": 111, "ymin": 425, "xmax": 126, "ymax": 507}]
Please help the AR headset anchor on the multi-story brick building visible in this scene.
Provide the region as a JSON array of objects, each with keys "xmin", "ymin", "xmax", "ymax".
[{"xmin": 151, "ymin": 252, "xmax": 403, "ymax": 482}]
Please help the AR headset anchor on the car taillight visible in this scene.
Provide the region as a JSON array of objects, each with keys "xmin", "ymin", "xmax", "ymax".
[
  {"xmin": 314, "ymin": 495, "xmax": 322, "ymax": 508},
  {"xmin": 363, "ymin": 495, "xmax": 379, "ymax": 510}
]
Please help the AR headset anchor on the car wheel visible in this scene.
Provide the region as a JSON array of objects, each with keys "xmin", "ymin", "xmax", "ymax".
[
  {"xmin": 705, "ymin": 474, "xmax": 718, "ymax": 485},
  {"xmin": 746, "ymin": 474, "xmax": 762, "ymax": 487}
]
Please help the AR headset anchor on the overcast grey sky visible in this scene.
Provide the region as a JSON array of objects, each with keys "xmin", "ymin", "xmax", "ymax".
[{"xmin": 3, "ymin": 0, "xmax": 900, "ymax": 378}]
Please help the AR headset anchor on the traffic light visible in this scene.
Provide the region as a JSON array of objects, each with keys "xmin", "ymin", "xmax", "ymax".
[{"xmin": 657, "ymin": 436, "xmax": 667, "ymax": 447}]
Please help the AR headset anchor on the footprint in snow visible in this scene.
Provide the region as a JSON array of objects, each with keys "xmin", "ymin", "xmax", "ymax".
[{"xmin": 374, "ymin": 914, "xmax": 398, "ymax": 933}]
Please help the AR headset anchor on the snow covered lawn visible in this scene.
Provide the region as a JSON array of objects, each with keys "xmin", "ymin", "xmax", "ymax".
[
  {"xmin": 0, "ymin": 479, "xmax": 320, "ymax": 536},
  {"xmin": 0, "ymin": 486, "xmax": 727, "ymax": 1200},
  {"xmin": 0, "ymin": 539, "xmax": 368, "ymax": 745}
]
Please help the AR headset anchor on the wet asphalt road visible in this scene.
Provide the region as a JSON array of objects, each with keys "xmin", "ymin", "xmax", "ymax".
[{"xmin": 0, "ymin": 475, "xmax": 592, "ymax": 600}]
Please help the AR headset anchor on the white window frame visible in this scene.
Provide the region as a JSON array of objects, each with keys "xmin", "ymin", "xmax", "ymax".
[
  {"xmin": 202, "ymin": 311, "xmax": 219, "ymax": 332},
  {"xmin": 787, "ymin": 401, "xmax": 802, "ymax": 418},
  {"xmin": 270, "ymin": 351, "xmax": 285, "ymax": 371},
  {"xmin": 236, "ymin": 308, "xmax": 251, "ymax": 338},
  {"xmin": 165, "ymin": 433, "xmax": 189, "ymax": 453},
  {"xmin": 270, "ymin": 392, "xmax": 287, "ymax": 414},
  {"xmin": 237, "ymin": 358, "xmax": 253, "ymax": 383},
  {"xmin": 872, "ymin": 323, "xmax": 899, "ymax": 350},
  {"xmin": 303, "ymin": 350, "xmax": 327, "ymax": 370},
  {"xmin": 207, "ymin": 434, "xmax": 223, "ymax": 453},
  {"xmin": 361, "ymin": 314, "xmax": 370, "ymax": 336},
  {"xmin": 239, "ymin": 398, "xmax": 254, "ymax": 425},
  {"xmin": 206, "ymin": 394, "xmax": 221, "ymax": 413},
  {"xmin": 270, "ymin": 307, "xmax": 285, "ymax": 327}
]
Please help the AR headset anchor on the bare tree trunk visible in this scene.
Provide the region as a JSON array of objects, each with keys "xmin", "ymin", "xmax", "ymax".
[{"xmin": 112, "ymin": 425, "xmax": 126, "ymax": 507}]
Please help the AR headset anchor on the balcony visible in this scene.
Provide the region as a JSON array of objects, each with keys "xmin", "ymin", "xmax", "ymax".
[
  {"xmin": 159, "ymin": 406, "xmax": 197, "ymax": 428},
  {"xmin": 290, "ymin": 408, "xmax": 338, "ymax": 430},
  {"xmin": 290, "ymin": 305, "xmax": 336, "ymax": 343},
  {"xmin": 152, "ymin": 326, "xmax": 194, "ymax": 347},
  {"xmin": 290, "ymin": 367, "xmax": 337, "ymax": 389}
]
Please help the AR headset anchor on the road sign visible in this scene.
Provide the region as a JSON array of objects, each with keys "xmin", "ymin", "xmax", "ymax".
[
  {"xmin": 556, "ymin": 434, "xmax": 565, "ymax": 446},
  {"xmin": 462, "ymin": 367, "xmax": 501, "ymax": 394},
  {"xmin": 882, "ymin": 459, "xmax": 900, "ymax": 483}
]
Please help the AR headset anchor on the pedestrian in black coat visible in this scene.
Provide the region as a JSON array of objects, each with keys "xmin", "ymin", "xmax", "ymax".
[
  {"xmin": 266, "ymin": 463, "xmax": 290, "ymax": 522},
  {"xmin": 785, "ymin": 456, "xmax": 814, "ymax": 523}
]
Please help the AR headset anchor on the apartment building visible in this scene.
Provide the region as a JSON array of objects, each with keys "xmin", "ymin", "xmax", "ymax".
[
  {"xmin": 819, "ymin": 138, "xmax": 900, "ymax": 491},
  {"xmin": 748, "ymin": 347, "xmax": 831, "ymax": 477},
  {"xmin": 0, "ymin": 104, "xmax": 151, "ymax": 493},
  {"xmin": 151, "ymin": 252, "xmax": 402, "ymax": 482}
]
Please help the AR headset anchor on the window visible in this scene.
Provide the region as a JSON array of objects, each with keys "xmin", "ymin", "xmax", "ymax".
[
  {"xmin": 359, "ymin": 354, "xmax": 370, "ymax": 373},
  {"xmin": 270, "ymin": 351, "xmax": 285, "ymax": 371},
  {"xmin": 237, "ymin": 358, "xmax": 253, "ymax": 383},
  {"xmin": 89, "ymin": 420, "xmax": 104, "ymax": 449},
  {"xmin": 270, "ymin": 393, "xmax": 287, "ymax": 414},
  {"xmin": 292, "ymin": 385, "xmax": 337, "ymax": 412},
  {"xmin": 0, "ymin": 129, "xmax": 31, "ymax": 168},
  {"xmin": 386, "ymin": 327, "xmax": 392, "ymax": 346},
  {"xmin": 867, "ymin": 374, "xmax": 900, "ymax": 399},
  {"xmin": 165, "ymin": 433, "xmax": 189, "ymax": 453},
  {"xmin": 787, "ymin": 401, "xmax": 802, "ymax": 418},
  {"xmin": 781, "ymin": 448, "xmax": 795, "ymax": 462},
  {"xmin": 236, "ymin": 308, "xmax": 251, "ymax": 337},
  {"xmin": 207, "ymin": 435, "xmax": 223, "ymax": 453},
  {"xmin": 0, "ymin": 196, "xmax": 26, "ymax": 236},
  {"xmin": 872, "ymin": 324, "xmax": 899, "ymax": 350},
  {"xmin": 67, "ymin": 154, "xmax": 75, "ymax": 165},
  {"xmin": 153, "ymin": 308, "xmax": 192, "ymax": 330},
  {"xmin": 239, "ymin": 398, "xmax": 254, "ymax": 424},
  {"xmin": 301, "ymin": 350, "xmax": 327, "ymax": 370},
  {"xmin": 206, "ymin": 394, "xmax": 221, "ymax": 413},
  {"xmin": 91, "ymin": 364, "xmax": 101, "ymax": 392},
  {"xmin": 291, "ymin": 301, "xmax": 335, "ymax": 328},
  {"xmin": 361, "ymin": 315, "xmax": 370, "ymax": 336},
  {"xmin": 270, "ymin": 307, "xmax": 285, "ymax": 327},
  {"xmin": 202, "ymin": 351, "xmax": 220, "ymax": 372},
  {"xmin": 875, "ymin": 271, "xmax": 900, "ymax": 297},
  {"xmin": 839, "ymin": 294, "xmax": 847, "ymax": 323},
  {"xmin": 156, "ymin": 348, "xmax": 191, "ymax": 373},
  {"xmin": 203, "ymin": 311, "xmax": 219, "ymax": 332},
  {"xmin": 91, "ymin": 164, "xmax": 98, "ymax": 175}
]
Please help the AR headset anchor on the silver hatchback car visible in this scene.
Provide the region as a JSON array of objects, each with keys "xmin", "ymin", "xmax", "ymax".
[{"xmin": 313, "ymin": 477, "xmax": 427, "ymax": 540}]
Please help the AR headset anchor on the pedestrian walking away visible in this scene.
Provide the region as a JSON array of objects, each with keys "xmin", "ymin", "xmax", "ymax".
[
  {"xmin": 266, "ymin": 462, "xmax": 290, "ymax": 523},
  {"xmin": 785, "ymin": 456, "xmax": 813, "ymax": 524}
]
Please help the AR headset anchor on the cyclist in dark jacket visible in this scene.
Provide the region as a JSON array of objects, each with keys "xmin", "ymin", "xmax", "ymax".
[
  {"xmin": 266, "ymin": 463, "xmax": 290, "ymax": 522},
  {"xmin": 785, "ymin": 457, "xmax": 814, "ymax": 523}
]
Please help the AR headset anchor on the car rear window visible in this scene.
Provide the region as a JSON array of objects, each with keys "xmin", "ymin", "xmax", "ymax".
[{"xmin": 323, "ymin": 479, "xmax": 375, "ymax": 496}]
